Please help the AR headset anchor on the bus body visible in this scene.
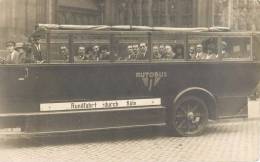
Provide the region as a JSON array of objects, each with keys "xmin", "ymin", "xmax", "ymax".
[{"xmin": 0, "ymin": 25, "xmax": 260, "ymax": 137}]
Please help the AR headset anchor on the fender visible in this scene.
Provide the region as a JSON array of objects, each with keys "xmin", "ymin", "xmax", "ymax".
[{"xmin": 173, "ymin": 87, "xmax": 216, "ymax": 105}]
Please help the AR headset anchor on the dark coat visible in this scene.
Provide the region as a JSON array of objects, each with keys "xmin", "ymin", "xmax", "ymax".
[{"xmin": 31, "ymin": 44, "xmax": 43, "ymax": 61}]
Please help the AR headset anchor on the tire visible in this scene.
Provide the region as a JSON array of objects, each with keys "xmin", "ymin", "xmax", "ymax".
[{"xmin": 169, "ymin": 95, "xmax": 209, "ymax": 137}]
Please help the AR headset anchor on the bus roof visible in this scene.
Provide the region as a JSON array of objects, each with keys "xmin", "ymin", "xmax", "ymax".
[{"xmin": 35, "ymin": 24, "xmax": 231, "ymax": 32}]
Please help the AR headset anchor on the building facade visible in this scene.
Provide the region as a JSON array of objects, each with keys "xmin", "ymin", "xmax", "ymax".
[
  {"xmin": 213, "ymin": 0, "xmax": 260, "ymax": 30},
  {"xmin": 0, "ymin": 0, "xmax": 259, "ymax": 48}
]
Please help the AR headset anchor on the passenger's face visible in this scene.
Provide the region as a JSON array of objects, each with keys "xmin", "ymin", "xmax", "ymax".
[
  {"xmin": 165, "ymin": 46, "xmax": 172, "ymax": 53},
  {"xmin": 139, "ymin": 44, "xmax": 146, "ymax": 52},
  {"xmin": 93, "ymin": 46, "xmax": 99, "ymax": 53},
  {"xmin": 7, "ymin": 45, "xmax": 15, "ymax": 53},
  {"xmin": 128, "ymin": 46, "xmax": 133, "ymax": 53},
  {"xmin": 78, "ymin": 47, "xmax": 85, "ymax": 54},
  {"xmin": 153, "ymin": 46, "xmax": 159, "ymax": 53},
  {"xmin": 189, "ymin": 47, "xmax": 195, "ymax": 53},
  {"xmin": 196, "ymin": 45, "xmax": 202, "ymax": 53},
  {"xmin": 133, "ymin": 45, "xmax": 139, "ymax": 53},
  {"xmin": 60, "ymin": 49, "xmax": 66, "ymax": 55},
  {"xmin": 159, "ymin": 46, "xmax": 165, "ymax": 53}
]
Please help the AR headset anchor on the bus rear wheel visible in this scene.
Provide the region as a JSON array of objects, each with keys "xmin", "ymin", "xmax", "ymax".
[{"xmin": 171, "ymin": 95, "xmax": 208, "ymax": 136}]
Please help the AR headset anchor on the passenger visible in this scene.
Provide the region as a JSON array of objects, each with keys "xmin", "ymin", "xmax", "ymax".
[
  {"xmin": 137, "ymin": 43, "xmax": 147, "ymax": 60},
  {"xmin": 164, "ymin": 45, "xmax": 176, "ymax": 59},
  {"xmin": 15, "ymin": 42, "xmax": 28, "ymax": 64},
  {"xmin": 92, "ymin": 45, "xmax": 101, "ymax": 61},
  {"xmin": 206, "ymin": 46, "xmax": 218, "ymax": 60},
  {"xmin": 127, "ymin": 45, "xmax": 134, "ymax": 54},
  {"xmin": 127, "ymin": 45, "xmax": 135, "ymax": 60},
  {"xmin": 189, "ymin": 46, "xmax": 196, "ymax": 60},
  {"xmin": 21, "ymin": 43, "xmax": 35, "ymax": 63},
  {"xmin": 221, "ymin": 41, "xmax": 229, "ymax": 58},
  {"xmin": 159, "ymin": 45, "xmax": 166, "ymax": 58},
  {"xmin": 74, "ymin": 46, "xmax": 86, "ymax": 61},
  {"xmin": 4, "ymin": 41, "xmax": 20, "ymax": 64},
  {"xmin": 131, "ymin": 44, "xmax": 140, "ymax": 60},
  {"xmin": 30, "ymin": 35, "xmax": 44, "ymax": 63},
  {"xmin": 100, "ymin": 47, "xmax": 110, "ymax": 60},
  {"xmin": 174, "ymin": 45, "xmax": 184, "ymax": 59},
  {"xmin": 195, "ymin": 44, "xmax": 206, "ymax": 60},
  {"xmin": 152, "ymin": 45, "xmax": 161, "ymax": 59},
  {"xmin": 59, "ymin": 46, "xmax": 69, "ymax": 62}
]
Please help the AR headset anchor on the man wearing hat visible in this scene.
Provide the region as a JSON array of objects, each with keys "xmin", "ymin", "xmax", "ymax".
[
  {"xmin": 15, "ymin": 42, "xmax": 35, "ymax": 64},
  {"xmin": 31, "ymin": 35, "xmax": 43, "ymax": 63},
  {"xmin": 5, "ymin": 41, "xmax": 20, "ymax": 64},
  {"xmin": 195, "ymin": 44, "xmax": 207, "ymax": 60},
  {"xmin": 59, "ymin": 46, "xmax": 69, "ymax": 62}
]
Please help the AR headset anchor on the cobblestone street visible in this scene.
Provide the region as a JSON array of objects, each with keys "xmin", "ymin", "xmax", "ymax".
[{"xmin": 0, "ymin": 118, "xmax": 259, "ymax": 162}]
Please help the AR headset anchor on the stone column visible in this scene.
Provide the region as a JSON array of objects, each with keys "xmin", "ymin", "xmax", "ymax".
[
  {"xmin": 165, "ymin": 0, "xmax": 170, "ymax": 26},
  {"xmin": 46, "ymin": 0, "xmax": 57, "ymax": 24},
  {"xmin": 137, "ymin": 0, "xmax": 142, "ymax": 25},
  {"xmin": 147, "ymin": 0, "xmax": 153, "ymax": 26}
]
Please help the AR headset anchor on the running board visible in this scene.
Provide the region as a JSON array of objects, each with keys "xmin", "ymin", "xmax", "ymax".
[
  {"xmin": 0, "ymin": 123, "xmax": 166, "ymax": 138},
  {"xmin": 0, "ymin": 105, "xmax": 166, "ymax": 118}
]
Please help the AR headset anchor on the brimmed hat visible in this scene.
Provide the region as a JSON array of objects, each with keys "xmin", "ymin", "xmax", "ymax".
[{"xmin": 15, "ymin": 42, "xmax": 25, "ymax": 49}]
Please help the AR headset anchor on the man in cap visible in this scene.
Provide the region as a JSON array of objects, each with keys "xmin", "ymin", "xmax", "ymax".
[
  {"xmin": 15, "ymin": 42, "xmax": 29, "ymax": 64},
  {"xmin": 152, "ymin": 45, "xmax": 161, "ymax": 59},
  {"xmin": 74, "ymin": 46, "xmax": 86, "ymax": 61},
  {"xmin": 221, "ymin": 41, "xmax": 229, "ymax": 58},
  {"xmin": 59, "ymin": 46, "xmax": 69, "ymax": 62},
  {"xmin": 137, "ymin": 43, "xmax": 147, "ymax": 60},
  {"xmin": 164, "ymin": 45, "xmax": 176, "ymax": 59},
  {"xmin": 189, "ymin": 46, "xmax": 196, "ymax": 60},
  {"xmin": 195, "ymin": 44, "xmax": 206, "ymax": 60},
  {"xmin": 5, "ymin": 41, "xmax": 20, "ymax": 64},
  {"xmin": 159, "ymin": 44, "xmax": 166, "ymax": 58},
  {"xmin": 31, "ymin": 35, "xmax": 44, "ymax": 63},
  {"xmin": 92, "ymin": 45, "xmax": 101, "ymax": 61}
]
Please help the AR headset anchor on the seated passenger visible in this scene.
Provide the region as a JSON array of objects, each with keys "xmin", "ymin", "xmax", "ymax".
[
  {"xmin": 15, "ymin": 42, "xmax": 32, "ymax": 64},
  {"xmin": 74, "ymin": 46, "xmax": 86, "ymax": 61},
  {"xmin": 21, "ymin": 43, "xmax": 35, "ymax": 63},
  {"xmin": 127, "ymin": 45, "xmax": 135, "ymax": 60},
  {"xmin": 195, "ymin": 44, "xmax": 207, "ymax": 60},
  {"xmin": 100, "ymin": 47, "xmax": 110, "ymax": 60},
  {"xmin": 129, "ymin": 44, "xmax": 140, "ymax": 60},
  {"xmin": 164, "ymin": 45, "xmax": 176, "ymax": 59},
  {"xmin": 189, "ymin": 46, "xmax": 196, "ymax": 60},
  {"xmin": 30, "ymin": 35, "xmax": 44, "ymax": 63},
  {"xmin": 137, "ymin": 43, "xmax": 147, "ymax": 60},
  {"xmin": 206, "ymin": 47, "xmax": 218, "ymax": 60},
  {"xmin": 92, "ymin": 45, "xmax": 101, "ymax": 61},
  {"xmin": 159, "ymin": 45, "xmax": 166, "ymax": 58},
  {"xmin": 221, "ymin": 41, "xmax": 230, "ymax": 58},
  {"xmin": 59, "ymin": 46, "xmax": 69, "ymax": 62},
  {"xmin": 174, "ymin": 45, "xmax": 184, "ymax": 59},
  {"xmin": 152, "ymin": 45, "xmax": 161, "ymax": 59},
  {"xmin": 4, "ymin": 41, "xmax": 20, "ymax": 64}
]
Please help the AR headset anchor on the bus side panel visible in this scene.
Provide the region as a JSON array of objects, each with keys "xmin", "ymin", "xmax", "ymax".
[{"xmin": 1, "ymin": 62, "xmax": 260, "ymax": 114}]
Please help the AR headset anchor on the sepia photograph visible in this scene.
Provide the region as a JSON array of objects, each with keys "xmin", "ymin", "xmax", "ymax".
[{"xmin": 0, "ymin": 0, "xmax": 260, "ymax": 161}]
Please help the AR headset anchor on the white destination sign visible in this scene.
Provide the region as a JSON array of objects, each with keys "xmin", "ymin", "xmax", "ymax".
[{"xmin": 40, "ymin": 98, "xmax": 161, "ymax": 112}]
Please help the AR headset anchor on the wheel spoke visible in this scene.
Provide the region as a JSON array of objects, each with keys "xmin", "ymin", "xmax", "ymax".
[
  {"xmin": 179, "ymin": 105, "xmax": 187, "ymax": 114},
  {"xmin": 177, "ymin": 118, "xmax": 186, "ymax": 129},
  {"xmin": 176, "ymin": 114, "xmax": 186, "ymax": 118},
  {"xmin": 191, "ymin": 104, "xmax": 198, "ymax": 112}
]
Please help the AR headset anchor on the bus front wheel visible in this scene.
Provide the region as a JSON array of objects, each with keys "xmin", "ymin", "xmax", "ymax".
[{"xmin": 170, "ymin": 95, "xmax": 209, "ymax": 137}]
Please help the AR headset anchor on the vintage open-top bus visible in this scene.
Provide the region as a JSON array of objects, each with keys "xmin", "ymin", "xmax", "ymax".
[{"xmin": 0, "ymin": 24, "xmax": 260, "ymax": 137}]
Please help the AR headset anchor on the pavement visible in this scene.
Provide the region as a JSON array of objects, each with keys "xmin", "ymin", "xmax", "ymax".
[{"xmin": 0, "ymin": 118, "xmax": 259, "ymax": 162}]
